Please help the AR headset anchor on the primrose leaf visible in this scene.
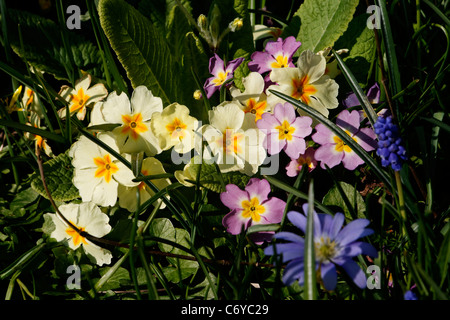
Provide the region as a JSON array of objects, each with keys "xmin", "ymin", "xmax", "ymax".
[
  {"xmin": 98, "ymin": 0, "xmax": 180, "ymax": 105},
  {"xmin": 30, "ymin": 151, "xmax": 79, "ymax": 202},
  {"xmin": 295, "ymin": 0, "xmax": 359, "ymax": 54}
]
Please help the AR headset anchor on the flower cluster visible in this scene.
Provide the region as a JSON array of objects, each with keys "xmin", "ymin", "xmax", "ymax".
[
  {"xmin": 40, "ymin": 31, "xmax": 381, "ymax": 278},
  {"xmin": 374, "ymin": 115, "xmax": 407, "ymax": 171}
]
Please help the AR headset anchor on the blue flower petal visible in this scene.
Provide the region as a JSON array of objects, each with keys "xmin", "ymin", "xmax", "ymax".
[
  {"xmin": 335, "ymin": 219, "xmax": 372, "ymax": 246},
  {"xmin": 321, "ymin": 262, "xmax": 337, "ymax": 291},
  {"xmin": 340, "ymin": 241, "xmax": 378, "ymax": 258},
  {"xmin": 287, "ymin": 211, "xmax": 307, "ymax": 234},
  {"xmin": 282, "ymin": 259, "xmax": 304, "ymax": 286},
  {"xmin": 337, "ymin": 259, "xmax": 367, "ymax": 289},
  {"xmin": 273, "ymin": 231, "xmax": 305, "ymax": 244}
]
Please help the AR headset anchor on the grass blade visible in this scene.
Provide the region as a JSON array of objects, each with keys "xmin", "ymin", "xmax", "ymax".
[
  {"xmin": 263, "ymin": 174, "xmax": 335, "ymax": 216},
  {"xmin": 332, "ymin": 48, "xmax": 378, "ymax": 126},
  {"xmin": 303, "ymin": 180, "xmax": 317, "ymax": 300},
  {"xmin": 376, "ymin": 0, "xmax": 402, "ymax": 99}
]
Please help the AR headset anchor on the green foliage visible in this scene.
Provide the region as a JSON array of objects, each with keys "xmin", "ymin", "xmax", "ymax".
[
  {"xmin": 29, "ymin": 151, "xmax": 79, "ymax": 202},
  {"xmin": 3, "ymin": 9, "xmax": 104, "ymax": 81},
  {"xmin": 180, "ymin": 156, "xmax": 251, "ymax": 193},
  {"xmin": 322, "ymin": 181, "xmax": 366, "ymax": 221},
  {"xmin": 98, "ymin": 0, "xmax": 180, "ymax": 105},
  {"xmin": 335, "ymin": 13, "xmax": 376, "ymax": 88},
  {"xmin": 295, "ymin": 0, "xmax": 359, "ymax": 54},
  {"xmin": 0, "ymin": 0, "xmax": 449, "ymax": 303}
]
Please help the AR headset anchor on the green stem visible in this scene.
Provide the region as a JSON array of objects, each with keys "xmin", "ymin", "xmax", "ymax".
[{"xmin": 394, "ymin": 171, "xmax": 407, "ymax": 237}]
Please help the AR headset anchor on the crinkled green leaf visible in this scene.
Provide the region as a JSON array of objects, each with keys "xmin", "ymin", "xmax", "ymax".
[
  {"xmin": 296, "ymin": 0, "xmax": 359, "ymax": 53},
  {"xmin": 30, "ymin": 151, "xmax": 79, "ymax": 202},
  {"xmin": 3, "ymin": 9, "xmax": 104, "ymax": 81},
  {"xmin": 322, "ymin": 181, "xmax": 366, "ymax": 221},
  {"xmin": 335, "ymin": 14, "xmax": 376, "ymax": 88},
  {"xmin": 98, "ymin": 0, "xmax": 180, "ymax": 105}
]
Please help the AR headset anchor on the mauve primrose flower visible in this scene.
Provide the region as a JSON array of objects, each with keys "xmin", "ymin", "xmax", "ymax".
[
  {"xmin": 264, "ymin": 204, "xmax": 378, "ymax": 291},
  {"xmin": 312, "ymin": 109, "xmax": 377, "ymax": 170},
  {"xmin": 248, "ymin": 36, "xmax": 301, "ymax": 74},
  {"xmin": 257, "ymin": 102, "xmax": 313, "ymax": 159},
  {"xmin": 285, "ymin": 146, "xmax": 317, "ymax": 177},
  {"xmin": 203, "ymin": 54, "xmax": 244, "ymax": 98},
  {"xmin": 221, "ymin": 178, "xmax": 286, "ymax": 241}
]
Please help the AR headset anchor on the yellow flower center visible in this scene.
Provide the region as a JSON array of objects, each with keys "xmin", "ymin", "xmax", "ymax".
[
  {"xmin": 271, "ymin": 54, "xmax": 289, "ymax": 69},
  {"xmin": 315, "ymin": 236, "xmax": 338, "ymax": 262},
  {"xmin": 291, "ymin": 75, "xmax": 317, "ymax": 104},
  {"xmin": 241, "ymin": 197, "xmax": 265, "ymax": 222},
  {"xmin": 333, "ymin": 130, "xmax": 357, "ymax": 153},
  {"xmin": 121, "ymin": 113, "xmax": 148, "ymax": 140},
  {"xmin": 65, "ymin": 222, "xmax": 88, "ymax": 246},
  {"xmin": 212, "ymin": 71, "xmax": 229, "ymax": 87},
  {"xmin": 244, "ymin": 98, "xmax": 267, "ymax": 121},
  {"xmin": 275, "ymin": 120, "xmax": 295, "ymax": 141},
  {"xmin": 70, "ymin": 87, "xmax": 90, "ymax": 114},
  {"xmin": 93, "ymin": 154, "xmax": 119, "ymax": 183},
  {"xmin": 166, "ymin": 117, "xmax": 188, "ymax": 140}
]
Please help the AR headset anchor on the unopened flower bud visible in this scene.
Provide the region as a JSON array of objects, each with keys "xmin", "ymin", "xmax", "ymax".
[
  {"xmin": 193, "ymin": 90, "xmax": 202, "ymax": 100},
  {"xmin": 197, "ymin": 14, "xmax": 208, "ymax": 31},
  {"xmin": 229, "ymin": 17, "xmax": 243, "ymax": 32}
]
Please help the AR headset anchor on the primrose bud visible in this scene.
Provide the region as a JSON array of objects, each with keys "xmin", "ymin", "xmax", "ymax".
[{"xmin": 229, "ymin": 18, "xmax": 243, "ymax": 32}]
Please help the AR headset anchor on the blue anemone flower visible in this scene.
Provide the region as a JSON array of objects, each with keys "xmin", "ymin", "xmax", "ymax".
[{"xmin": 264, "ymin": 204, "xmax": 378, "ymax": 291}]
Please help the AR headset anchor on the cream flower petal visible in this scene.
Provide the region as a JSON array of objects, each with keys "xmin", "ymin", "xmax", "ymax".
[
  {"xmin": 85, "ymin": 83, "xmax": 108, "ymax": 103},
  {"xmin": 82, "ymin": 240, "xmax": 112, "ymax": 266},
  {"xmin": 269, "ymin": 67, "xmax": 300, "ymax": 85},
  {"xmin": 118, "ymin": 157, "xmax": 171, "ymax": 212},
  {"xmin": 73, "ymin": 168, "xmax": 103, "ymax": 202},
  {"xmin": 130, "ymin": 86, "xmax": 163, "ymax": 119},
  {"xmin": 78, "ymin": 202, "xmax": 112, "ymax": 238},
  {"xmin": 88, "ymin": 101, "xmax": 107, "ymax": 126},
  {"xmin": 92, "ymin": 178, "xmax": 120, "ymax": 207},
  {"xmin": 209, "ymin": 102, "xmax": 244, "ymax": 132},
  {"xmin": 112, "ymin": 160, "xmax": 136, "ymax": 187},
  {"xmin": 309, "ymin": 76, "xmax": 339, "ymax": 110},
  {"xmin": 297, "ymin": 50, "xmax": 326, "ymax": 83},
  {"xmin": 101, "ymin": 91, "xmax": 131, "ymax": 124},
  {"xmin": 74, "ymin": 74, "xmax": 92, "ymax": 91}
]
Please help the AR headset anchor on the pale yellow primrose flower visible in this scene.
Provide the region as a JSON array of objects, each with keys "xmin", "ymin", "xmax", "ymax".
[
  {"xmin": 230, "ymin": 72, "xmax": 269, "ymax": 125},
  {"xmin": 90, "ymin": 86, "xmax": 162, "ymax": 156},
  {"xmin": 44, "ymin": 202, "xmax": 112, "ymax": 266},
  {"xmin": 199, "ymin": 102, "xmax": 266, "ymax": 176},
  {"xmin": 69, "ymin": 132, "xmax": 136, "ymax": 207},
  {"xmin": 118, "ymin": 157, "xmax": 171, "ymax": 212},
  {"xmin": 267, "ymin": 49, "xmax": 339, "ymax": 118},
  {"xmin": 58, "ymin": 74, "xmax": 108, "ymax": 120},
  {"xmin": 150, "ymin": 103, "xmax": 198, "ymax": 154},
  {"xmin": 25, "ymin": 111, "xmax": 53, "ymax": 157}
]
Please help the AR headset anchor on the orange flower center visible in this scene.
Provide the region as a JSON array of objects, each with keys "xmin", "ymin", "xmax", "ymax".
[
  {"xmin": 65, "ymin": 222, "xmax": 88, "ymax": 246},
  {"xmin": 93, "ymin": 154, "xmax": 119, "ymax": 183},
  {"xmin": 121, "ymin": 113, "xmax": 148, "ymax": 140},
  {"xmin": 291, "ymin": 75, "xmax": 317, "ymax": 104},
  {"xmin": 70, "ymin": 87, "xmax": 90, "ymax": 114}
]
